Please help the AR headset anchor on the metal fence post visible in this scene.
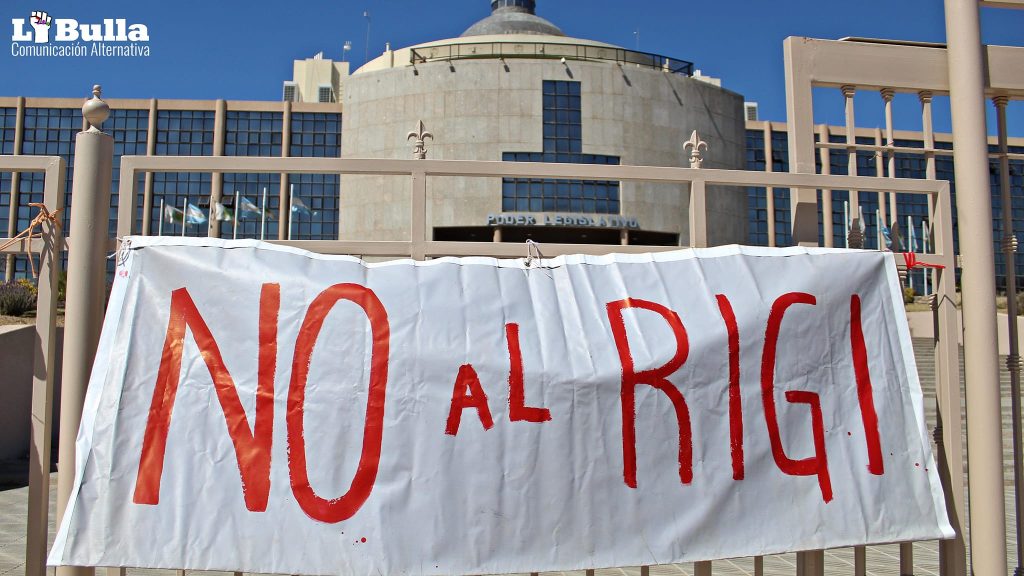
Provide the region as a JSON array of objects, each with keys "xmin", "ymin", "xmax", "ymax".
[
  {"xmin": 995, "ymin": 94, "xmax": 1024, "ymax": 576},
  {"xmin": 55, "ymin": 86, "xmax": 113, "ymax": 576}
]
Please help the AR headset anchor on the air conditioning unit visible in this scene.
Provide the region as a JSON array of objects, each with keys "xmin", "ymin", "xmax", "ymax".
[
  {"xmin": 318, "ymin": 84, "xmax": 334, "ymax": 103},
  {"xmin": 283, "ymin": 82, "xmax": 298, "ymax": 103}
]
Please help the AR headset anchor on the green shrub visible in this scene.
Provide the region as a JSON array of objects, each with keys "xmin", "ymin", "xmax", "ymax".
[
  {"xmin": 903, "ymin": 287, "xmax": 916, "ymax": 304},
  {"xmin": 57, "ymin": 271, "xmax": 67, "ymax": 303},
  {"xmin": 0, "ymin": 281, "xmax": 37, "ymax": 316}
]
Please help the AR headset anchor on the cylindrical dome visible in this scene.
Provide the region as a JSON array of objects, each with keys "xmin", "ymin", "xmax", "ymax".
[{"xmin": 462, "ymin": 0, "xmax": 565, "ymax": 37}]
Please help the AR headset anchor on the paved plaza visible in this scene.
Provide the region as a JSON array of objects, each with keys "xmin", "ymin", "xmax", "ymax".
[{"xmin": 0, "ymin": 339, "xmax": 1018, "ymax": 576}]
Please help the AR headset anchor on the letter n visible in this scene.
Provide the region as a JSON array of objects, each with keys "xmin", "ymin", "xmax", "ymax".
[{"xmin": 133, "ymin": 284, "xmax": 280, "ymax": 512}]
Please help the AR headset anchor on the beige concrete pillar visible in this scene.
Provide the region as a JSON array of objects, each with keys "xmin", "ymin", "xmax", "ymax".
[
  {"xmin": 141, "ymin": 99, "xmax": 157, "ymax": 235},
  {"xmin": 944, "ymin": 1, "xmax": 1008, "ymax": 574},
  {"xmin": 57, "ymin": 86, "xmax": 113, "ymax": 576},
  {"xmin": 209, "ymin": 99, "xmax": 226, "ymax": 237},
  {"xmin": 842, "ymin": 86, "xmax": 862, "ymax": 248},
  {"xmin": 921, "ymin": 92, "xmax": 937, "ymax": 290},
  {"xmin": 873, "ymin": 129, "xmax": 887, "ymax": 239},
  {"xmin": 881, "ymin": 89, "xmax": 899, "ymax": 235},
  {"xmin": 817, "ymin": 124, "xmax": 833, "ymax": 248},
  {"xmin": 782, "ymin": 41, "xmax": 818, "ymax": 246},
  {"xmin": 279, "ymin": 101, "xmax": 291, "ymax": 241},
  {"xmin": 763, "ymin": 121, "xmax": 777, "ymax": 247}
]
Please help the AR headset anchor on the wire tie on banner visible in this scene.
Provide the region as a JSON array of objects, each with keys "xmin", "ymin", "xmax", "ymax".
[
  {"xmin": 525, "ymin": 239, "xmax": 544, "ymax": 268},
  {"xmin": 110, "ymin": 237, "xmax": 133, "ymax": 267}
]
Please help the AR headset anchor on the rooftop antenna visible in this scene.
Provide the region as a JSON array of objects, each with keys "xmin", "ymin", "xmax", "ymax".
[
  {"xmin": 633, "ymin": 28, "xmax": 640, "ymax": 51},
  {"xmin": 363, "ymin": 10, "xmax": 371, "ymax": 64},
  {"xmin": 342, "ymin": 40, "xmax": 352, "ymax": 62}
]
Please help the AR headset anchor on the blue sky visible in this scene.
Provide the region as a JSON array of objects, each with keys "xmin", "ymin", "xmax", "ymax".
[{"xmin": 1, "ymin": 0, "xmax": 1022, "ymax": 132}]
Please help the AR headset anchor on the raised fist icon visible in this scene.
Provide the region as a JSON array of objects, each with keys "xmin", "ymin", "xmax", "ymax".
[{"xmin": 29, "ymin": 11, "xmax": 51, "ymax": 43}]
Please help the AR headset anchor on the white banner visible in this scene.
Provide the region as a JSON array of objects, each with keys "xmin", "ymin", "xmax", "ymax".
[{"xmin": 50, "ymin": 238, "xmax": 953, "ymax": 575}]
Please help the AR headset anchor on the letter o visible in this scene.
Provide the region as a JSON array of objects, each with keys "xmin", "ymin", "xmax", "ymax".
[{"xmin": 287, "ymin": 283, "xmax": 390, "ymax": 523}]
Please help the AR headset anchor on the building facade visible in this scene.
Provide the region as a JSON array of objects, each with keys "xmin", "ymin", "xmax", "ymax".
[
  {"xmin": 0, "ymin": 96, "xmax": 343, "ymax": 278},
  {"xmin": 744, "ymin": 119, "xmax": 1024, "ymax": 292},
  {"xmin": 337, "ymin": 0, "xmax": 748, "ymax": 246},
  {"xmin": 1, "ymin": 1, "xmax": 1022, "ymax": 294}
]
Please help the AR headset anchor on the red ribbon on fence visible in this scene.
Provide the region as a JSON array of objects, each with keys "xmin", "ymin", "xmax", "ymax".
[
  {"xmin": 901, "ymin": 252, "xmax": 945, "ymax": 270},
  {"xmin": 0, "ymin": 203, "xmax": 62, "ymax": 278}
]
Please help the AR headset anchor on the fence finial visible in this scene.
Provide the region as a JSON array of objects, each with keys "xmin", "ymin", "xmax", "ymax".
[
  {"xmin": 407, "ymin": 120, "xmax": 434, "ymax": 160},
  {"xmin": 82, "ymin": 84, "xmax": 109, "ymax": 133},
  {"xmin": 684, "ymin": 130, "xmax": 708, "ymax": 168},
  {"xmin": 848, "ymin": 218, "xmax": 864, "ymax": 249}
]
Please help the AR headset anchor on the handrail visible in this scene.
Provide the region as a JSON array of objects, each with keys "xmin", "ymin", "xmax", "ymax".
[{"xmin": 409, "ymin": 41, "xmax": 694, "ymax": 76}]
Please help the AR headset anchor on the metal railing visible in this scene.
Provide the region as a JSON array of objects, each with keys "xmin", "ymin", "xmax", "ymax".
[
  {"xmin": 2, "ymin": 152, "xmax": 960, "ymax": 576},
  {"xmin": 409, "ymin": 40, "xmax": 695, "ymax": 76}
]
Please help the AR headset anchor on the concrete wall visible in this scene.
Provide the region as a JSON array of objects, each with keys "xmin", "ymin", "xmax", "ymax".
[
  {"xmin": 340, "ymin": 58, "xmax": 746, "ymax": 245},
  {"xmin": 0, "ymin": 325, "xmax": 62, "ymax": 465}
]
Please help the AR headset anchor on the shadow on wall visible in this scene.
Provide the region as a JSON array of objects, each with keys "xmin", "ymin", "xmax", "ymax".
[{"xmin": 0, "ymin": 325, "xmax": 63, "ymax": 488}]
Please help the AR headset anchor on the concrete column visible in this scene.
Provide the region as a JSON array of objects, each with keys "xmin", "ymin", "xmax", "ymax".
[
  {"xmin": 817, "ymin": 124, "xmax": 833, "ymax": 248},
  {"xmin": 763, "ymin": 122, "xmax": 776, "ymax": 247},
  {"xmin": 209, "ymin": 99, "xmax": 226, "ymax": 237},
  {"xmin": 943, "ymin": 1, "xmax": 1008, "ymax": 574},
  {"xmin": 842, "ymin": 86, "xmax": 862, "ymax": 248},
  {"xmin": 782, "ymin": 39, "xmax": 818, "ymax": 246},
  {"xmin": 141, "ymin": 99, "xmax": 157, "ymax": 235},
  {"xmin": 920, "ymin": 91, "xmax": 936, "ymax": 289},
  {"xmin": 880, "ymin": 88, "xmax": 897, "ymax": 231},
  {"xmin": 57, "ymin": 86, "xmax": 113, "ymax": 576},
  {"xmin": 279, "ymin": 101, "xmax": 291, "ymax": 241},
  {"xmin": 921, "ymin": 92, "xmax": 938, "ymax": 293},
  {"xmin": 881, "ymin": 89, "xmax": 898, "ymax": 238},
  {"xmin": 6, "ymin": 96, "xmax": 25, "ymax": 281},
  {"xmin": 874, "ymin": 129, "xmax": 887, "ymax": 233},
  {"xmin": 920, "ymin": 92, "xmax": 937, "ymax": 181}
]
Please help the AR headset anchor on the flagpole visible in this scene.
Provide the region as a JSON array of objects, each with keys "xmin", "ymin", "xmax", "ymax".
[
  {"xmin": 843, "ymin": 201, "xmax": 849, "ymax": 248},
  {"xmin": 181, "ymin": 196, "xmax": 187, "ymax": 238},
  {"xmin": 158, "ymin": 198, "xmax": 164, "ymax": 237},
  {"xmin": 875, "ymin": 209, "xmax": 881, "ymax": 250},
  {"xmin": 233, "ymin": 191, "xmax": 239, "ymax": 240},
  {"xmin": 261, "ymin": 187, "xmax": 267, "ymax": 241},
  {"xmin": 288, "ymin": 184, "xmax": 294, "ymax": 241}
]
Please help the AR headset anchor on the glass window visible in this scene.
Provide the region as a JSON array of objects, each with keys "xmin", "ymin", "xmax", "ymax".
[
  {"xmin": 225, "ymin": 111, "xmax": 283, "ymax": 157},
  {"xmin": 503, "ymin": 81, "xmax": 620, "ymax": 215}
]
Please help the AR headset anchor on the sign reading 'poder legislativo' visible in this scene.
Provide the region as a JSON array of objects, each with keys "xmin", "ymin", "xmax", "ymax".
[{"xmin": 49, "ymin": 238, "xmax": 953, "ymax": 575}]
